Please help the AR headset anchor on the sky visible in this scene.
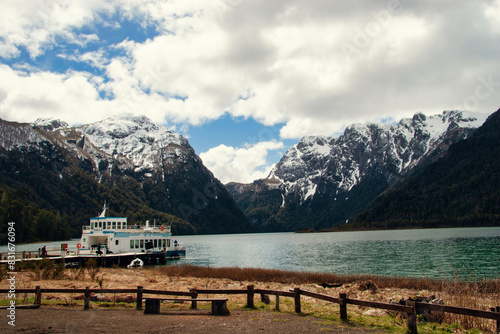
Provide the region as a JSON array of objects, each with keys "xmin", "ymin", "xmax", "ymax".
[{"xmin": 0, "ymin": 0, "xmax": 499, "ymax": 184}]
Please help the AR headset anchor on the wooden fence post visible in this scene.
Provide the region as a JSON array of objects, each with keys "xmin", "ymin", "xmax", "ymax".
[
  {"xmin": 339, "ymin": 293, "xmax": 347, "ymax": 321},
  {"xmin": 84, "ymin": 287, "xmax": 90, "ymax": 310},
  {"xmin": 190, "ymin": 289, "xmax": 198, "ymax": 309},
  {"xmin": 136, "ymin": 286, "xmax": 143, "ymax": 310},
  {"xmin": 491, "ymin": 307, "xmax": 500, "ymax": 334},
  {"xmin": 294, "ymin": 288, "xmax": 301, "ymax": 314},
  {"xmin": 246, "ymin": 285, "xmax": 255, "ymax": 308},
  {"xmin": 35, "ymin": 286, "xmax": 41, "ymax": 305},
  {"xmin": 496, "ymin": 306, "xmax": 500, "ymax": 334},
  {"xmin": 276, "ymin": 295, "xmax": 280, "ymax": 311},
  {"xmin": 406, "ymin": 300, "xmax": 418, "ymax": 334}
]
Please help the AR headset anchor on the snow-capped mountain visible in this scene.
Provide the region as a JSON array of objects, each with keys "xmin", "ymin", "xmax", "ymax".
[
  {"xmin": 0, "ymin": 115, "xmax": 253, "ymax": 235},
  {"xmin": 271, "ymin": 110, "xmax": 487, "ymax": 202},
  {"xmin": 50, "ymin": 115, "xmax": 197, "ymax": 180},
  {"xmin": 349, "ymin": 108, "xmax": 500, "ymax": 230},
  {"xmin": 33, "ymin": 118, "xmax": 69, "ymax": 131},
  {"xmin": 227, "ymin": 110, "xmax": 489, "ymax": 232},
  {"xmin": 81, "ymin": 116, "xmax": 189, "ymax": 173}
]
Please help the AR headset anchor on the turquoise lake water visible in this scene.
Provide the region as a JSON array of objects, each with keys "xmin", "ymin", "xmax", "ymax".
[
  {"xmin": 175, "ymin": 227, "xmax": 500, "ymax": 279},
  {"xmin": 3, "ymin": 227, "xmax": 500, "ymax": 279}
]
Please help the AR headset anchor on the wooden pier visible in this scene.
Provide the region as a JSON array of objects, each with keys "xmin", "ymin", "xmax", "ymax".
[{"xmin": 0, "ymin": 250, "xmax": 171, "ymax": 267}]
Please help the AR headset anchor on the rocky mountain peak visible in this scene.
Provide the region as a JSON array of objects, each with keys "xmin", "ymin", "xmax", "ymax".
[
  {"xmin": 0, "ymin": 115, "xmax": 253, "ymax": 236},
  {"xmin": 72, "ymin": 115, "xmax": 191, "ymax": 175},
  {"xmin": 273, "ymin": 110, "xmax": 488, "ymax": 201},
  {"xmin": 33, "ymin": 118, "xmax": 69, "ymax": 131},
  {"xmin": 228, "ymin": 110, "xmax": 490, "ymax": 232}
]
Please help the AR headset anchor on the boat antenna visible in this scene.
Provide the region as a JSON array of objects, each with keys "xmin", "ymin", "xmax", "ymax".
[{"xmin": 99, "ymin": 202, "xmax": 107, "ymax": 218}]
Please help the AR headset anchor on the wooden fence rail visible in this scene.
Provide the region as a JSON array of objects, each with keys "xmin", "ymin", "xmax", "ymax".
[{"xmin": 1, "ymin": 285, "xmax": 499, "ymax": 334}]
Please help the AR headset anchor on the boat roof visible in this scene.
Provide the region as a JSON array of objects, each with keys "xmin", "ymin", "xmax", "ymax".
[{"xmin": 90, "ymin": 216, "xmax": 127, "ymax": 220}]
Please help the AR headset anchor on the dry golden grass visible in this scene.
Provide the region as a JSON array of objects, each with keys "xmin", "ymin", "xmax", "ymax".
[
  {"xmin": 159, "ymin": 265, "xmax": 500, "ymax": 332},
  {"xmin": 159, "ymin": 264, "xmax": 500, "ymax": 293},
  {"xmin": 2, "ymin": 264, "xmax": 499, "ymax": 332}
]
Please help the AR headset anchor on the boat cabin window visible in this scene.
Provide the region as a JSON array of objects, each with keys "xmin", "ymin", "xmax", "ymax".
[
  {"xmin": 140, "ymin": 240, "xmax": 144, "ymax": 248},
  {"xmin": 115, "ymin": 240, "xmax": 119, "ymax": 246},
  {"xmin": 167, "ymin": 239, "xmax": 170, "ymax": 247}
]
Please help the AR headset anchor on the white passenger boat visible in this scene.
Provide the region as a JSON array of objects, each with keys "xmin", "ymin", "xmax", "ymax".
[{"xmin": 78, "ymin": 204, "xmax": 186, "ymax": 259}]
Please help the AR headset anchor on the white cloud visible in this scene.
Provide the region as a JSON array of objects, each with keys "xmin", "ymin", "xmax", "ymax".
[
  {"xmin": 485, "ymin": 0, "xmax": 500, "ymax": 33},
  {"xmin": 0, "ymin": 65, "xmax": 106, "ymax": 123},
  {"xmin": 200, "ymin": 141, "xmax": 284, "ymax": 184},
  {"xmin": 0, "ymin": 0, "xmax": 499, "ymax": 185},
  {"xmin": 0, "ymin": 0, "xmax": 112, "ymax": 58},
  {"xmin": 57, "ymin": 49, "xmax": 109, "ymax": 69},
  {"xmin": 0, "ymin": 63, "xmax": 170, "ymax": 126},
  {"xmin": 120, "ymin": 0, "xmax": 500, "ymax": 137}
]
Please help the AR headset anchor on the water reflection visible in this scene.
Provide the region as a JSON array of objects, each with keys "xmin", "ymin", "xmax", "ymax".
[
  {"xmin": 2, "ymin": 227, "xmax": 499, "ymax": 279},
  {"xmin": 176, "ymin": 227, "xmax": 500, "ymax": 279}
]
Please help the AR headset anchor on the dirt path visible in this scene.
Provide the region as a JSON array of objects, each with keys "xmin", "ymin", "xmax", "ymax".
[{"xmin": 1, "ymin": 307, "xmax": 387, "ymax": 333}]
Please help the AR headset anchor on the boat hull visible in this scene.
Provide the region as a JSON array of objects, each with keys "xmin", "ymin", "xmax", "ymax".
[{"xmin": 166, "ymin": 249, "xmax": 186, "ymax": 259}]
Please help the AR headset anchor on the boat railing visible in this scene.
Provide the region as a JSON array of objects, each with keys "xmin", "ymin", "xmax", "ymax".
[
  {"xmin": 0, "ymin": 246, "xmax": 67, "ymax": 260},
  {"xmin": 128, "ymin": 225, "xmax": 171, "ymax": 233},
  {"xmin": 81, "ymin": 224, "xmax": 171, "ymax": 233}
]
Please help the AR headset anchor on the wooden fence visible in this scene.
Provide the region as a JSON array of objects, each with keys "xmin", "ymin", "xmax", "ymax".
[{"xmin": 1, "ymin": 285, "xmax": 499, "ymax": 334}]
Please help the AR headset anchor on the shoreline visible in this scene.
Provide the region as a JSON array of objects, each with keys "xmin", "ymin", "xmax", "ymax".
[
  {"xmin": 3, "ymin": 225, "xmax": 500, "ymax": 249},
  {"xmin": 1, "ymin": 265, "xmax": 499, "ymax": 332}
]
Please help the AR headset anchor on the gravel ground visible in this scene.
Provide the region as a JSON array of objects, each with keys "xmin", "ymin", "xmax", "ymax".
[{"xmin": 1, "ymin": 307, "xmax": 388, "ymax": 333}]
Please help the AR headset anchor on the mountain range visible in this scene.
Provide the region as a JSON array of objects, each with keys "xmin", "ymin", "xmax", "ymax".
[
  {"xmin": 0, "ymin": 115, "xmax": 253, "ymax": 243},
  {"xmin": 347, "ymin": 108, "xmax": 500, "ymax": 230},
  {"xmin": 1, "ymin": 108, "xmax": 498, "ymax": 244},
  {"xmin": 227, "ymin": 110, "xmax": 491, "ymax": 232}
]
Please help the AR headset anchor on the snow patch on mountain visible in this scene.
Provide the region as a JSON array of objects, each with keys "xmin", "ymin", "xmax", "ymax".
[
  {"xmin": 268, "ymin": 110, "xmax": 488, "ymax": 203},
  {"xmin": 0, "ymin": 121, "xmax": 46, "ymax": 151},
  {"xmin": 80, "ymin": 115, "xmax": 190, "ymax": 173},
  {"xmin": 1, "ymin": 114, "xmax": 198, "ymax": 182},
  {"xmin": 33, "ymin": 118, "xmax": 69, "ymax": 132}
]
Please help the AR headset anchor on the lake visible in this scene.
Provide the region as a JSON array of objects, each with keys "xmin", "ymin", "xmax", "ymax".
[{"xmin": 3, "ymin": 227, "xmax": 500, "ymax": 279}]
